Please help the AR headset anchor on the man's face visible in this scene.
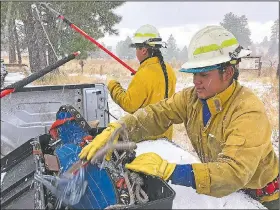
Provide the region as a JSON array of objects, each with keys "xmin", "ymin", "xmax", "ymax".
[
  {"xmin": 192, "ymin": 68, "xmax": 233, "ymax": 99},
  {"xmin": 136, "ymin": 47, "xmax": 148, "ymax": 62}
]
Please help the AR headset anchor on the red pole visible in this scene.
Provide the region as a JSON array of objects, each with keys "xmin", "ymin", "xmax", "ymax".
[
  {"xmin": 0, "ymin": 89, "xmax": 15, "ymax": 98},
  {"xmin": 41, "ymin": 3, "xmax": 137, "ymax": 75},
  {"xmin": 68, "ymin": 22, "xmax": 136, "ymax": 74}
]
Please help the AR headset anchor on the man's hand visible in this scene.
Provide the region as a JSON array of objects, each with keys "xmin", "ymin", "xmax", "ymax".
[
  {"xmin": 125, "ymin": 152, "xmax": 176, "ymax": 180},
  {"xmin": 79, "ymin": 122, "xmax": 123, "ymax": 161}
]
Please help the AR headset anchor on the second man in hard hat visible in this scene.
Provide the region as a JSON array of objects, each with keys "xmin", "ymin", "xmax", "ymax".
[{"xmin": 106, "ymin": 24, "xmax": 177, "ymax": 140}]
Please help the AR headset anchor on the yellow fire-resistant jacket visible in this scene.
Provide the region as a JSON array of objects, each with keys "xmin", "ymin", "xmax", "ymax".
[
  {"xmin": 107, "ymin": 57, "xmax": 176, "ymax": 140},
  {"xmin": 120, "ymin": 80, "xmax": 279, "ymax": 200}
]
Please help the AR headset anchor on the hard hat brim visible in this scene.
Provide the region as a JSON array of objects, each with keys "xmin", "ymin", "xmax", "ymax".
[
  {"xmin": 179, "ymin": 64, "xmax": 222, "ymax": 73},
  {"xmin": 181, "ymin": 49, "xmax": 252, "ymax": 73},
  {"xmin": 129, "ymin": 43, "xmax": 163, "ymax": 49}
]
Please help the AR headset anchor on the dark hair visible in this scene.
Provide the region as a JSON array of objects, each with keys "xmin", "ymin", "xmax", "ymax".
[
  {"xmin": 147, "ymin": 48, "xmax": 169, "ymax": 99},
  {"xmin": 218, "ymin": 60, "xmax": 240, "ymax": 82},
  {"xmin": 232, "ymin": 65, "xmax": 240, "ymax": 80}
]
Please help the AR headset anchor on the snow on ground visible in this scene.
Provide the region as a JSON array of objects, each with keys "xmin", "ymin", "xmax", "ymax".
[
  {"xmin": 135, "ymin": 140, "xmax": 265, "ymax": 209},
  {"xmin": 2, "ymin": 72, "xmax": 25, "ymax": 87},
  {"xmin": 2, "ymin": 72, "xmax": 36, "ymax": 89},
  {"xmin": 239, "ymin": 81, "xmax": 273, "ymax": 101},
  {"xmin": 68, "ymin": 73, "xmax": 79, "ymax": 77},
  {"xmin": 84, "ymin": 73, "xmax": 107, "ymax": 80},
  {"xmin": 68, "ymin": 73, "xmax": 107, "ymax": 80}
]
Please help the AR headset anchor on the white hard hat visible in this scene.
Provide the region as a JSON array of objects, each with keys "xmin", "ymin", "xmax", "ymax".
[
  {"xmin": 130, "ymin": 24, "xmax": 165, "ymax": 48},
  {"xmin": 180, "ymin": 25, "xmax": 252, "ymax": 73}
]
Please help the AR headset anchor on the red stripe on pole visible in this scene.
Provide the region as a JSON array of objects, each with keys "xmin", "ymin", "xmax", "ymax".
[
  {"xmin": 73, "ymin": 51, "xmax": 81, "ymax": 56},
  {"xmin": 69, "ymin": 24, "xmax": 137, "ymax": 74},
  {"xmin": 58, "ymin": 15, "xmax": 64, "ymax": 20},
  {"xmin": 45, "ymin": 4, "xmax": 136, "ymax": 74},
  {"xmin": 1, "ymin": 88, "xmax": 15, "ymax": 98}
]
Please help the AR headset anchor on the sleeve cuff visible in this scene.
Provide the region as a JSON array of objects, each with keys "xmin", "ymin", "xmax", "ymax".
[
  {"xmin": 107, "ymin": 80, "xmax": 119, "ymax": 93},
  {"xmin": 192, "ymin": 163, "xmax": 211, "ymax": 194}
]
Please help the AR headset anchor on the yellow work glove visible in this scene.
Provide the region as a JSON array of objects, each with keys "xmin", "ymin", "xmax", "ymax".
[
  {"xmin": 125, "ymin": 152, "xmax": 176, "ymax": 181},
  {"xmin": 79, "ymin": 122, "xmax": 123, "ymax": 161},
  {"xmin": 106, "ymin": 75, "xmax": 117, "ymax": 86}
]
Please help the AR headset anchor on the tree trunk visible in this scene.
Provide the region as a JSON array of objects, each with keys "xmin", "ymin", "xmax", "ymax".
[
  {"xmin": 5, "ymin": 1, "xmax": 16, "ymax": 63},
  {"xmin": 14, "ymin": 20, "xmax": 22, "ymax": 65},
  {"xmin": 8, "ymin": 18, "xmax": 17, "ymax": 63},
  {"xmin": 46, "ymin": 13, "xmax": 59, "ymax": 74},
  {"xmin": 33, "ymin": 10, "xmax": 47, "ymax": 71},
  {"xmin": 23, "ymin": 4, "xmax": 39, "ymax": 73}
]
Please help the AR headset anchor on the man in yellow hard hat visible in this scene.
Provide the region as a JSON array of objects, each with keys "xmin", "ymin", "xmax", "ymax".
[
  {"xmin": 106, "ymin": 24, "xmax": 176, "ymax": 140},
  {"xmin": 80, "ymin": 25, "xmax": 279, "ymax": 209}
]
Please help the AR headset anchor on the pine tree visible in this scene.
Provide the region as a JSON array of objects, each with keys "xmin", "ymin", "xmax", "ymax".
[
  {"xmin": 178, "ymin": 46, "xmax": 188, "ymax": 63},
  {"xmin": 268, "ymin": 19, "xmax": 279, "ymax": 57},
  {"xmin": 220, "ymin": 12, "xmax": 252, "ymax": 48},
  {"xmin": 116, "ymin": 36, "xmax": 135, "ymax": 59},
  {"xmin": 162, "ymin": 34, "xmax": 179, "ymax": 62},
  {"xmin": 0, "ymin": 1, "xmax": 124, "ymax": 71}
]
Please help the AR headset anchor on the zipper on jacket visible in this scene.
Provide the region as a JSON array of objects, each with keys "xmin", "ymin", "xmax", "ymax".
[{"xmin": 200, "ymin": 107, "xmax": 214, "ymax": 162}]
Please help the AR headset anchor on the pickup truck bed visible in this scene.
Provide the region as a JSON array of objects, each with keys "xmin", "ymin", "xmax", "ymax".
[
  {"xmin": 1, "ymin": 83, "xmax": 110, "ymax": 207},
  {"xmin": 1, "ymin": 83, "xmax": 109, "ymax": 156}
]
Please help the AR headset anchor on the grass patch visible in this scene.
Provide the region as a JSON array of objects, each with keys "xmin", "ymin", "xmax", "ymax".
[
  {"xmin": 33, "ymin": 73, "xmax": 99, "ymax": 86},
  {"xmin": 262, "ymin": 77, "xmax": 279, "ymax": 132}
]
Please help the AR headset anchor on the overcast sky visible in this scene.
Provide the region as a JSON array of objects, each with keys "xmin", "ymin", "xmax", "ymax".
[{"xmin": 99, "ymin": 2, "xmax": 279, "ymax": 50}]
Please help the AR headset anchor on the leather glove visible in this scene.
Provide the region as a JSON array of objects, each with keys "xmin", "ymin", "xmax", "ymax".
[
  {"xmin": 79, "ymin": 122, "xmax": 123, "ymax": 161},
  {"xmin": 125, "ymin": 152, "xmax": 176, "ymax": 181},
  {"xmin": 125, "ymin": 152, "xmax": 196, "ymax": 188},
  {"xmin": 106, "ymin": 75, "xmax": 117, "ymax": 86}
]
